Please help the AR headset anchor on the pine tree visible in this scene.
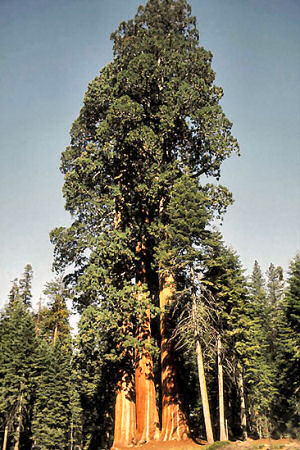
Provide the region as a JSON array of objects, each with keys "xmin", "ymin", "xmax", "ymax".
[
  {"xmin": 73, "ymin": 306, "xmax": 119, "ymax": 448},
  {"xmin": 51, "ymin": 0, "xmax": 239, "ymax": 444},
  {"xmin": 266, "ymin": 263, "xmax": 284, "ymax": 307},
  {"xmin": 274, "ymin": 254, "xmax": 300, "ymax": 437},
  {"xmin": 202, "ymin": 238, "xmax": 251, "ymax": 439},
  {"xmin": 31, "ymin": 277, "xmax": 77, "ymax": 449},
  {"xmin": 19, "ymin": 264, "xmax": 33, "ymax": 307},
  {"xmin": 41, "ymin": 278, "xmax": 71, "ymax": 345},
  {"xmin": 247, "ymin": 261, "xmax": 278, "ymax": 438},
  {"xmin": 0, "ymin": 297, "xmax": 37, "ymax": 449},
  {"xmin": 31, "ymin": 341, "xmax": 73, "ymax": 449}
]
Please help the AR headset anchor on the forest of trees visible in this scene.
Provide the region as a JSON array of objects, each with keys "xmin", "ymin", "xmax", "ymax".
[{"xmin": 0, "ymin": 0, "xmax": 299, "ymax": 449}]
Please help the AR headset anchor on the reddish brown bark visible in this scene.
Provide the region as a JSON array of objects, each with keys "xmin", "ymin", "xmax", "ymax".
[
  {"xmin": 111, "ymin": 371, "xmax": 136, "ymax": 449},
  {"xmin": 159, "ymin": 275, "xmax": 189, "ymax": 441},
  {"xmin": 135, "ymin": 340, "xmax": 160, "ymax": 443},
  {"xmin": 135, "ymin": 241, "xmax": 160, "ymax": 443},
  {"xmin": 111, "ymin": 208, "xmax": 137, "ymax": 449}
]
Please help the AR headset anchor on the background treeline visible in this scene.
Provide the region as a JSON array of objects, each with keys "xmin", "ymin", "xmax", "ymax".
[{"xmin": 0, "ymin": 251, "xmax": 299, "ymax": 449}]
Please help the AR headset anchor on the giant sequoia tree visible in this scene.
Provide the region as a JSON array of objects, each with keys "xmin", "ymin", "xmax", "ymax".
[{"xmin": 51, "ymin": 0, "xmax": 239, "ymax": 446}]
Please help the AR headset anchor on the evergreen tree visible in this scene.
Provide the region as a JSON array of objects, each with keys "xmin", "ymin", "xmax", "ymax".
[
  {"xmin": 51, "ymin": 0, "xmax": 239, "ymax": 444},
  {"xmin": 0, "ymin": 297, "xmax": 37, "ymax": 449},
  {"xmin": 31, "ymin": 341, "xmax": 73, "ymax": 449},
  {"xmin": 274, "ymin": 254, "xmax": 300, "ymax": 437},
  {"xmin": 202, "ymin": 238, "xmax": 251, "ymax": 439},
  {"xmin": 19, "ymin": 264, "xmax": 33, "ymax": 307},
  {"xmin": 73, "ymin": 306, "xmax": 119, "ymax": 449},
  {"xmin": 8, "ymin": 279, "xmax": 20, "ymax": 306},
  {"xmin": 249, "ymin": 261, "xmax": 265, "ymax": 299},
  {"xmin": 41, "ymin": 278, "xmax": 71, "ymax": 345},
  {"xmin": 247, "ymin": 261, "xmax": 278, "ymax": 437},
  {"xmin": 264, "ymin": 263, "xmax": 285, "ymax": 381},
  {"xmin": 31, "ymin": 279, "xmax": 81, "ymax": 449},
  {"xmin": 266, "ymin": 263, "xmax": 284, "ymax": 307}
]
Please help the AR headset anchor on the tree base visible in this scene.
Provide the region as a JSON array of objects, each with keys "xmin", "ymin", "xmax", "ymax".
[
  {"xmin": 112, "ymin": 375, "xmax": 136, "ymax": 449},
  {"xmin": 160, "ymin": 402, "xmax": 189, "ymax": 441}
]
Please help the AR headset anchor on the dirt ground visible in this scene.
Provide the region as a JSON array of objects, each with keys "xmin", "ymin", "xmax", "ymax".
[{"xmin": 131, "ymin": 437, "xmax": 300, "ymax": 450}]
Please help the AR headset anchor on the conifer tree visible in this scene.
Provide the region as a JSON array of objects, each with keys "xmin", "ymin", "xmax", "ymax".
[
  {"xmin": 266, "ymin": 263, "xmax": 284, "ymax": 307},
  {"xmin": 73, "ymin": 306, "xmax": 119, "ymax": 448},
  {"xmin": 31, "ymin": 341, "xmax": 73, "ymax": 449},
  {"xmin": 202, "ymin": 238, "xmax": 250, "ymax": 439},
  {"xmin": 274, "ymin": 254, "xmax": 300, "ymax": 436},
  {"xmin": 8, "ymin": 279, "xmax": 20, "ymax": 305},
  {"xmin": 19, "ymin": 264, "xmax": 33, "ymax": 307},
  {"xmin": 31, "ymin": 282, "xmax": 76, "ymax": 450},
  {"xmin": 41, "ymin": 278, "xmax": 71, "ymax": 345},
  {"xmin": 0, "ymin": 296, "xmax": 37, "ymax": 449},
  {"xmin": 247, "ymin": 261, "xmax": 278, "ymax": 437},
  {"xmin": 264, "ymin": 263, "xmax": 285, "ymax": 378},
  {"xmin": 51, "ymin": 0, "xmax": 239, "ymax": 444}
]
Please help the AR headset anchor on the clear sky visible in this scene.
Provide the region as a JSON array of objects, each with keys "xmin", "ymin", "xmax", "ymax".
[{"xmin": 0, "ymin": 0, "xmax": 299, "ymax": 310}]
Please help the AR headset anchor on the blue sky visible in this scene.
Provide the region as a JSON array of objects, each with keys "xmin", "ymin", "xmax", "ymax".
[{"xmin": 0, "ymin": 0, "xmax": 299, "ymax": 310}]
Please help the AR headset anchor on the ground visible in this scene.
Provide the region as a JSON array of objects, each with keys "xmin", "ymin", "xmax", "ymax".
[{"xmin": 127, "ymin": 438, "xmax": 300, "ymax": 450}]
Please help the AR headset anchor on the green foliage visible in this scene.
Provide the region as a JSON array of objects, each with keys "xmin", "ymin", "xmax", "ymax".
[
  {"xmin": 0, "ymin": 297, "xmax": 37, "ymax": 447},
  {"xmin": 19, "ymin": 264, "xmax": 33, "ymax": 306},
  {"xmin": 266, "ymin": 263, "xmax": 284, "ymax": 307},
  {"xmin": 40, "ymin": 277, "xmax": 71, "ymax": 344},
  {"xmin": 50, "ymin": 0, "xmax": 238, "ymax": 314},
  {"xmin": 49, "ymin": 0, "xmax": 240, "ymax": 444},
  {"xmin": 31, "ymin": 341, "xmax": 74, "ymax": 449},
  {"xmin": 73, "ymin": 306, "xmax": 117, "ymax": 448},
  {"xmin": 274, "ymin": 254, "xmax": 300, "ymax": 436},
  {"xmin": 246, "ymin": 261, "xmax": 279, "ymax": 437},
  {"xmin": 8, "ymin": 264, "xmax": 33, "ymax": 308}
]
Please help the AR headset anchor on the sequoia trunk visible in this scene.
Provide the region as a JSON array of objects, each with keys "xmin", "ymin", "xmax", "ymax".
[
  {"xmin": 159, "ymin": 275, "xmax": 188, "ymax": 441},
  {"xmin": 135, "ymin": 331, "xmax": 160, "ymax": 443},
  {"xmin": 135, "ymin": 241, "xmax": 160, "ymax": 443},
  {"xmin": 111, "ymin": 370, "xmax": 136, "ymax": 449}
]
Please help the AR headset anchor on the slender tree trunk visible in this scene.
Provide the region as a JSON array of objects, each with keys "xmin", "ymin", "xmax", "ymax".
[
  {"xmin": 111, "ymin": 370, "xmax": 136, "ymax": 449},
  {"xmin": 14, "ymin": 391, "xmax": 23, "ymax": 450},
  {"xmin": 217, "ymin": 336, "xmax": 227, "ymax": 441},
  {"xmin": 191, "ymin": 293, "xmax": 214, "ymax": 445},
  {"xmin": 159, "ymin": 274, "xmax": 188, "ymax": 441},
  {"xmin": 70, "ymin": 419, "xmax": 73, "ymax": 450},
  {"xmin": 195, "ymin": 339, "xmax": 214, "ymax": 444},
  {"xmin": 237, "ymin": 362, "xmax": 247, "ymax": 440},
  {"xmin": 53, "ymin": 324, "xmax": 58, "ymax": 345},
  {"xmin": 190, "ymin": 268, "xmax": 214, "ymax": 444},
  {"xmin": 2, "ymin": 425, "xmax": 8, "ymax": 450}
]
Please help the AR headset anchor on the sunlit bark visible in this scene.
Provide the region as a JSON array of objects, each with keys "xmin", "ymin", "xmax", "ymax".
[
  {"xmin": 135, "ymin": 241, "xmax": 160, "ymax": 443},
  {"xmin": 159, "ymin": 275, "xmax": 188, "ymax": 441},
  {"xmin": 111, "ymin": 371, "xmax": 136, "ymax": 449},
  {"xmin": 2, "ymin": 425, "xmax": 8, "ymax": 450}
]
